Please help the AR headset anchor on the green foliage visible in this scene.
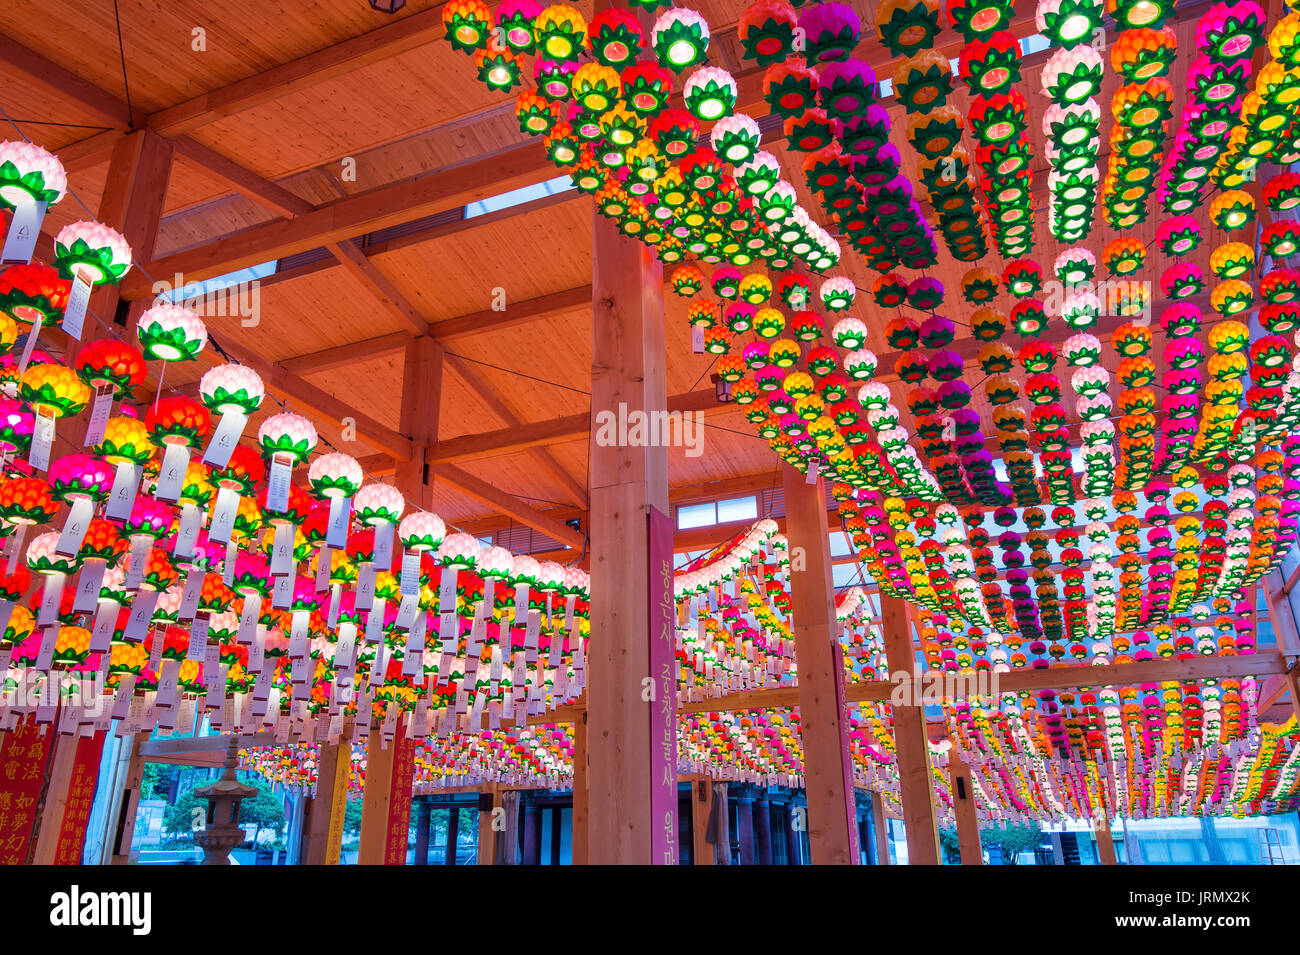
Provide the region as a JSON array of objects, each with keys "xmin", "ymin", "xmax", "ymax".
[
  {"xmin": 160, "ymin": 778, "xmax": 287, "ymax": 842},
  {"xmin": 938, "ymin": 822, "xmax": 1043, "ymax": 864}
]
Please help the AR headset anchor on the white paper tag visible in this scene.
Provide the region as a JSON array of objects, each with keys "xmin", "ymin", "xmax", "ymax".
[
  {"xmin": 153, "ymin": 442, "xmax": 190, "ymax": 503},
  {"xmin": 207, "ymin": 486, "xmax": 239, "ymax": 545},
  {"xmin": 355, "ymin": 564, "xmax": 376, "ymax": 611},
  {"xmin": 104, "ymin": 463, "xmax": 142, "ymax": 521},
  {"xmin": 72, "ymin": 559, "xmax": 106, "ymax": 613},
  {"xmin": 372, "ymin": 520, "xmax": 394, "ymax": 569},
  {"xmin": 90, "ymin": 599, "xmax": 116, "ymax": 651},
  {"xmin": 28, "ymin": 408, "xmax": 54, "ymax": 472},
  {"xmin": 395, "ymin": 592, "xmax": 420, "ymax": 630},
  {"xmin": 83, "ymin": 385, "xmax": 114, "ymax": 447},
  {"xmin": 37, "ymin": 573, "xmax": 65, "ymax": 627},
  {"xmin": 187, "ymin": 616, "xmax": 210, "ymax": 661},
  {"xmin": 364, "ymin": 600, "xmax": 385, "ymax": 643},
  {"xmin": 271, "ymin": 571, "xmax": 292, "ymax": 610},
  {"xmin": 55, "ymin": 495, "xmax": 95, "ymax": 557},
  {"xmin": 399, "ymin": 551, "xmax": 421, "ymax": 595},
  {"xmin": 173, "ymin": 502, "xmax": 202, "ymax": 561},
  {"xmin": 178, "ymin": 569, "xmax": 203, "ymax": 620},
  {"xmin": 201, "ymin": 410, "xmax": 247, "ymax": 469},
  {"xmin": 1, "ymin": 197, "xmax": 46, "ymax": 264},
  {"xmin": 314, "ymin": 545, "xmax": 331, "ymax": 593},
  {"xmin": 692, "ymin": 325, "xmax": 705, "ymax": 353},
  {"xmin": 60, "ymin": 270, "xmax": 92, "ymax": 340},
  {"xmin": 326, "ymin": 496, "xmax": 351, "ymax": 548},
  {"xmin": 270, "ymin": 521, "xmax": 295, "ymax": 577},
  {"xmin": 265, "ymin": 455, "xmax": 292, "ymax": 513}
]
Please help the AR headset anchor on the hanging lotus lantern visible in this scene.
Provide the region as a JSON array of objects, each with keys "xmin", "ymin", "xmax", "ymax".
[
  {"xmin": 197, "ymin": 362, "xmax": 264, "ymax": 471},
  {"xmin": 0, "ymin": 475, "xmax": 58, "ymax": 574},
  {"xmin": 535, "ymin": 4, "xmax": 588, "ymax": 61},
  {"xmin": 19, "ymin": 362, "xmax": 89, "ymax": 471},
  {"xmin": 739, "ymin": 0, "xmax": 798, "ymax": 65},
  {"xmin": 73, "ymin": 337, "xmax": 147, "ymax": 442},
  {"xmin": 0, "ymin": 265, "xmax": 69, "ymax": 331},
  {"xmin": 474, "ymin": 44, "xmax": 523, "ymax": 92},
  {"xmin": 143, "ymin": 395, "xmax": 212, "ymax": 507},
  {"xmin": 257, "ymin": 412, "xmax": 317, "ymax": 515},
  {"xmin": 709, "ymin": 114, "xmax": 761, "ymax": 166},
  {"xmin": 27, "ymin": 527, "xmax": 81, "ymax": 629},
  {"xmin": 587, "ymin": 7, "xmax": 643, "ymax": 68},
  {"xmin": 876, "ymin": 0, "xmax": 941, "ymax": 56},
  {"xmin": 47, "ymin": 452, "xmax": 113, "ymax": 562},
  {"xmin": 1042, "ymin": 46, "xmax": 1104, "ymax": 105},
  {"xmin": 800, "ymin": 2, "xmax": 860, "ymax": 63},
  {"xmin": 443, "ymin": 0, "xmax": 494, "ymax": 53},
  {"xmin": 653, "ymin": 7, "xmax": 709, "ymax": 71},
  {"xmin": 0, "ymin": 140, "xmax": 66, "ymax": 211},
  {"xmin": 495, "ymin": 0, "xmax": 542, "ymax": 53},
  {"xmin": 353, "ymin": 481, "xmax": 405, "ymax": 575},
  {"xmin": 684, "ymin": 66, "xmax": 737, "ymax": 121},
  {"xmin": 51, "ymin": 221, "xmax": 131, "ymax": 338},
  {"xmin": 135, "ymin": 302, "xmax": 207, "ymax": 364}
]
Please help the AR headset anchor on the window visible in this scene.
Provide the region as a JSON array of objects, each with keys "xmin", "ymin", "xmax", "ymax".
[
  {"xmin": 1020, "ymin": 33, "xmax": 1051, "ymax": 54},
  {"xmin": 677, "ymin": 502, "xmax": 716, "ymax": 529},
  {"xmin": 832, "ymin": 564, "xmax": 861, "ymax": 588},
  {"xmin": 829, "ymin": 531, "xmax": 851, "ymax": 557},
  {"xmin": 464, "ymin": 175, "xmax": 574, "ymax": 218},
  {"xmin": 716, "ymin": 495, "xmax": 758, "ymax": 524}
]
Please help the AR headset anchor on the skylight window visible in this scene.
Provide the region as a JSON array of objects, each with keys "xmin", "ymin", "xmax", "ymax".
[
  {"xmin": 158, "ymin": 261, "xmax": 277, "ymax": 305},
  {"xmin": 464, "ymin": 175, "xmax": 575, "ymax": 218}
]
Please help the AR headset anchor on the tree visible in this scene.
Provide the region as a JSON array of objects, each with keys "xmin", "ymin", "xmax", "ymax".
[
  {"xmin": 983, "ymin": 822, "xmax": 1043, "ymax": 864},
  {"xmin": 160, "ymin": 779, "xmax": 286, "ymax": 845}
]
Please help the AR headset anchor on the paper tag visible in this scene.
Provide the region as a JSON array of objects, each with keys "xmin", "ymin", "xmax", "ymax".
[
  {"xmin": 271, "ymin": 571, "xmax": 292, "ymax": 610},
  {"xmin": 326, "ymin": 496, "xmax": 351, "ymax": 548},
  {"xmin": 60, "ymin": 270, "xmax": 92, "ymax": 340},
  {"xmin": 395, "ymin": 592, "xmax": 420, "ymax": 630},
  {"xmin": 72, "ymin": 559, "xmax": 106, "ymax": 613},
  {"xmin": 37, "ymin": 573, "xmax": 65, "ymax": 627},
  {"xmin": 207, "ymin": 486, "xmax": 239, "ymax": 545},
  {"xmin": 178, "ymin": 569, "xmax": 203, "ymax": 620},
  {"xmin": 355, "ymin": 564, "xmax": 376, "ymax": 611},
  {"xmin": 335, "ymin": 625, "xmax": 357, "ymax": 676},
  {"xmin": 104, "ymin": 463, "xmax": 142, "ymax": 521},
  {"xmin": 1, "ymin": 197, "xmax": 46, "ymax": 265},
  {"xmin": 83, "ymin": 385, "xmax": 114, "ymax": 447},
  {"xmin": 265, "ymin": 455, "xmax": 292, "ymax": 513},
  {"xmin": 55, "ymin": 496, "xmax": 95, "ymax": 557},
  {"xmin": 28, "ymin": 407, "xmax": 54, "ymax": 472},
  {"xmin": 201, "ymin": 410, "xmax": 248, "ymax": 469},
  {"xmin": 513, "ymin": 583, "xmax": 530, "ymax": 625},
  {"xmin": 90, "ymin": 599, "xmax": 116, "ymax": 651},
  {"xmin": 373, "ymin": 520, "xmax": 394, "ymax": 569},
  {"xmin": 34, "ymin": 626, "xmax": 57, "ymax": 670},
  {"xmin": 314, "ymin": 545, "xmax": 331, "ymax": 593},
  {"xmin": 270, "ymin": 521, "xmax": 295, "ymax": 577},
  {"xmin": 364, "ymin": 600, "xmax": 385, "ymax": 643},
  {"xmin": 123, "ymin": 534, "xmax": 150, "ymax": 590},
  {"xmin": 153, "ymin": 442, "xmax": 190, "ymax": 503},
  {"xmin": 187, "ymin": 617, "xmax": 210, "ymax": 661},
  {"xmin": 692, "ymin": 325, "xmax": 705, "ymax": 353},
  {"xmin": 173, "ymin": 502, "xmax": 202, "ymax": 561},
  {"xmin": 399, "ymin": 551, "xmax": 421, "ymax": 595},
  {"xmin": 438, "ymin": 567, "xmax": 458, "ymax": 616},
  {"xmin": 289, "ymin": 610, "xmax": 309, "ymax": 655}
]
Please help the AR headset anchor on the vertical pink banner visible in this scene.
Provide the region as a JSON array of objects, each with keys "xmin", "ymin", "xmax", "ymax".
[{"xmin": 648, "ymin": 506, "xmax": 679, "ymax": 864}]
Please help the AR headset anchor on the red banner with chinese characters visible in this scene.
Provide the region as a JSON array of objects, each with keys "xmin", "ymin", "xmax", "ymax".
[
  {"xmin": 51, "ymin": 731, "xmax": 107, "ymax": 864},
  {"xmin": 384, "ymin": 721, "xmax": 415, "ymax": 865},
  {"xmin": 0, "ymin": 714, "xmax": 56, "ymax": 864}
]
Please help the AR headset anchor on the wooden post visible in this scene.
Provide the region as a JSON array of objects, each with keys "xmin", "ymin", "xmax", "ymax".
[
  {"xmin": 587, "ymin": 212, "xmax": 677, "ymax": 864},
  {"xmin": 871, "ymin": 792, "xmax": 891, "ymax": 865},
  {"xmin": 87, "ymin": 129, "xmax": 174, "ymax": 341},
  {"xmin": 753, "ymin": 795, "xmax": 773, "ymax": 865},
  {"xmin": 1095, "ymin": 816, "xmax": 1118, "ymax": 866},
  {"xmin": 736, "ymin": 790, "xmax": 755, "ymax": 864},
  {"xmin": 690, "ymin": 776, "xmax": 715, "ymax": 865},
  {"xmin": 477, "ymin": 785, "xmax": 502, "ymax": 865},
  {"xmin": 394, "ymin": 335, "xmax": 444, "ymax": 510},
  {"xmin": 947, "ymin": 749, "xmax": 983, "ymax": 865},
  {"xmin": 301, "ymin": 739, "xmax": 350, "ymax": 865},
  {"xmin": 109, "ymin": 731, "xmax": 151, "ymax": 865},
  {"xmin": 413, "ymin": 800, "xmax": 431, "ymax": 865},
  {"xmin": 356, "ymin": 720, "xmax": 415, "ymax": 864},
  {"xmin": 570, "ymin": 709, "xmax": 589, "ymax": 865},
  {"xmin": 881, "ymin": 595, "xmax": 941, "ymax": 864},
  {"xmin": 781, "ymin": 463, "xmax": 859, "ymax": 864}
]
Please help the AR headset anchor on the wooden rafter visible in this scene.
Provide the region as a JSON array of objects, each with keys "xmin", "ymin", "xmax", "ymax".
[
  {"xmin": 430, "ymin": 462, "xmax": 584, "ymax": 551},
  {"xmin": 171, "ymin": 136, "xmax": 314, "ymax": 218}
]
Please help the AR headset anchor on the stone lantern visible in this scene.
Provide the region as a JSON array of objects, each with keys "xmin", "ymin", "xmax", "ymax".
[{"xmin": 193, "ymin": 735, "xmax": 259, "ymax": 865}]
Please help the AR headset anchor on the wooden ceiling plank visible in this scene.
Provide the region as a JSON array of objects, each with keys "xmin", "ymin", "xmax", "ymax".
[
  {"xmin": 325, "ymin": 239, "xmax": 429, "ymax": 335},
  {"xmin": 281, "ymin": 331, "xmax": 415, "ymax": 376},
  {"xmin": 0, "ymin": 34, "xmax": 133, "ymax": 128}
]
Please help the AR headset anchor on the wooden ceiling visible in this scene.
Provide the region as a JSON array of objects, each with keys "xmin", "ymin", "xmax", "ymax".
[{"xmin": 0, "ymin": 0, "xmax": 1246, "ymax": 540}]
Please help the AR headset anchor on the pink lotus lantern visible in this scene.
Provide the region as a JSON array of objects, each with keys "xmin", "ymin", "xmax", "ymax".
[
  {"xmin": 52, "ymin": 221, "xmax": 131, "ymax": 341},
  {"xmin": 26, "ymin": 529, "xmax": 79, "ymax": 630},
  {"xmin": 199, "ymin": 363, "xmax": 264, "ymax": 468},
  {"xmin": 257, "ymin": 412, "xmax": 317, "ymax": 514},
  {"xmin": 353, "ymin": 481, "xmax": 405, "ymax": 571},
  {"xmin": 398, "ymin": 510, "xmax": 446, "ymax": 625},
  {"xmin": 0, "ymin": 141, "xmax": 66, "ymax": 269},
  {"xmin": 135, "ymin": 302, "xmax": 206, "ymax": 363},
  {"xmin": 48, "ymin": 452, "xmax": 113, "ymax": 559},
  {"xmin": 307, "ymin": 451, "xmax": 363, "ymax": 554}
]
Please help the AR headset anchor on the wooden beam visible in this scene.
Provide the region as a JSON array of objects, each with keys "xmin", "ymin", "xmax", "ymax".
[
  {"xmin": 430, "ymin": 388, "xmax": 718, "ymax": 463},
  {"xmin": 120, "ymin": 141, "xmax": 551, "ymax": 300},
  {"xmin": 571, "ymin": 709, "xmax": 589, "ymax": 865},
  {"xmin": 870, "ymin": 792, "xmax": 891, "ymax": 865},
  {"xmin": 782, "ymin": 462, "xmax": 859, "ymax": 865},
  {"xmin": 427, "ymin": 285, "xmax": 591, "ymax": 341},
  {"xmin": 301, "ymin": 737, "xmax": 350, "ymax": 865},
  {"xmin": 210, "ymin": 333, "xmax": 414, "ymax": 460},
  {"xmin": 281, "ymin": 332, "xmax": 414, "ymax": 376},
  {"xmin": 172, "ymin": 136, "xmax": 314, "ymax": 217},
  {"xmin": 326, "ymin": 240, "xmax": 429, "ymax": 335},
  {"xmin": 444, "ymin": 353, "xmax": 588, "ymax": 509},
  {"xmin": 430, "ymin": 462, "xmax": 584, "ymax": 551},
  {"xmin": 0, "ymin": 34, "xmax": 134, "ymax": 128},
  {"xmin": 586, "ymin": 210, "xmax": 677, "ymax": 865},
  {"xmin": 688, "ymin": 775, "xmax": 716, "ymax": 865},
  {"xmin": 881, "ymin": 596, "xmax": 941, "ymax": 865}
]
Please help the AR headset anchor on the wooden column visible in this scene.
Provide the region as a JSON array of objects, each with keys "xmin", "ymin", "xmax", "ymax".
[
  {"xmin": 881, "ymin": 595, "xmax": 941, "ymax": 864},
  {"xmin": 90, "ymin": 129, "xmax": 174, "ymax": 341},
  {"xmin": 1095, "ymin": 816, "xmax": 1118, "ymax": 866},
  {"xmin": 413, "ymin": 801, "xmax": 431, "ymax": 865},
  {"xmin": 394, "ymin": 335, "xmax": 444, "ymax": 510},
  {"xmin": 571, "ymin": 709, "xmax": 589, "ymax": 865},
  {"xmin": 781, "ymin": 463, "xmax": 859, "ymax": 864},
  {"xmin": 753, "ymin": 795, "xmax": 773, "ymax": 865},
  {"xmin": 947, "ymin": 749, "xmax": 983, "ymax": 865},
  {"xmin": 301, "ymin": 739, "xmax": 350, "ymax": 865},
  {"xmin": 356, "ymin": 721, "xmax": 414, "ymax": 865},
  {"xmin": 477, "ymin": 785, "xmax": 502, "ymax": 865},
  {"xmin": 587, "ymin": 212, "xmax": 676, "ymax": 864},
  {"xmin": 690, "ymin": 776, "xmax": 715, "ymax": 865},
  {"xmin": 736, "ymin": 790, "xmax": 756, "ymax": 865},
  {"xmin": 871, "ymin": 791, "xmax": 891, "ymax": 865},
  {"xmin": 109, "ymin": 731, "xmax": 151, "ymax": 865}
]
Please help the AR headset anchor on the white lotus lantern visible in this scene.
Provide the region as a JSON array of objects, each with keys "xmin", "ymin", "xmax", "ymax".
[{"xmin": 200, "ymin": 363, "xmax": 264, "ymax": 468}]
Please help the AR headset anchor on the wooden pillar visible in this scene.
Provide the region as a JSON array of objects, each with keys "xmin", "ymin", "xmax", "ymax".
[
  {"xmin": 881, "ymin": 595, "xmax": 941, "ymax": 864},
  {"xmin": 301, "ymin": 739, "xmax": 350, "ymax": 865},
  {"xmin": 521, "ymin": 804, "xmax": 541, "ymax": 865},
  {"xmin": 356, "ymin": 720, "xmax": 415, "ymax": 864},
  {"xmin": 736, "ymin": 790, "xmax": 755, "ymax": 865},
  {"xmin": 587, "ymin": 212, "xmax": 676, "ymax": 864},
  {"xmin": 445, "ymin": 802, "xmax": 460, "ymax": 865},
  {"xmin": 571, "ymin": 709, "xmax": 589, "ymax": 864},
  {"xmin": 947, "ymin": 749, "xmax": 983, "ymax": 865},
  {"xmin": 86, "ymin": 129, "xmax": 173, "ymax": 343},
  {"xmin": 783, "ymin": 797, "xmax": 802, "ymax": 865},
  {"xmin": 394, "ymin": 335, "xmax": 444, "ymax": 510},
  {"xmin": 781, "ymin": 463, "xmax": 859, "ymax": 864},
  {"xmin": 690, "ymin": 776, "xmax": 715, "ymax": 865},
  {"xmin": 477, "ymin": 785, "xmax": 502, "ymax": 865},
  {"xmin": 413, "ymin": 801, "xmax": 431, "ymax": 865},
  {"xmin": 109, "ymin": 731, "xmax": 151, "ymax": 865},
  {"xmin": 753, "ymin": 795, "xmax": 773, "ymax": 865},
  {"xmin": 871, "ymin": 791, "xmax": 891, "ymax": 865},
  {"xmin": 1095, "ymin": 816, "xmax": 1118, "ymax": 866}
]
